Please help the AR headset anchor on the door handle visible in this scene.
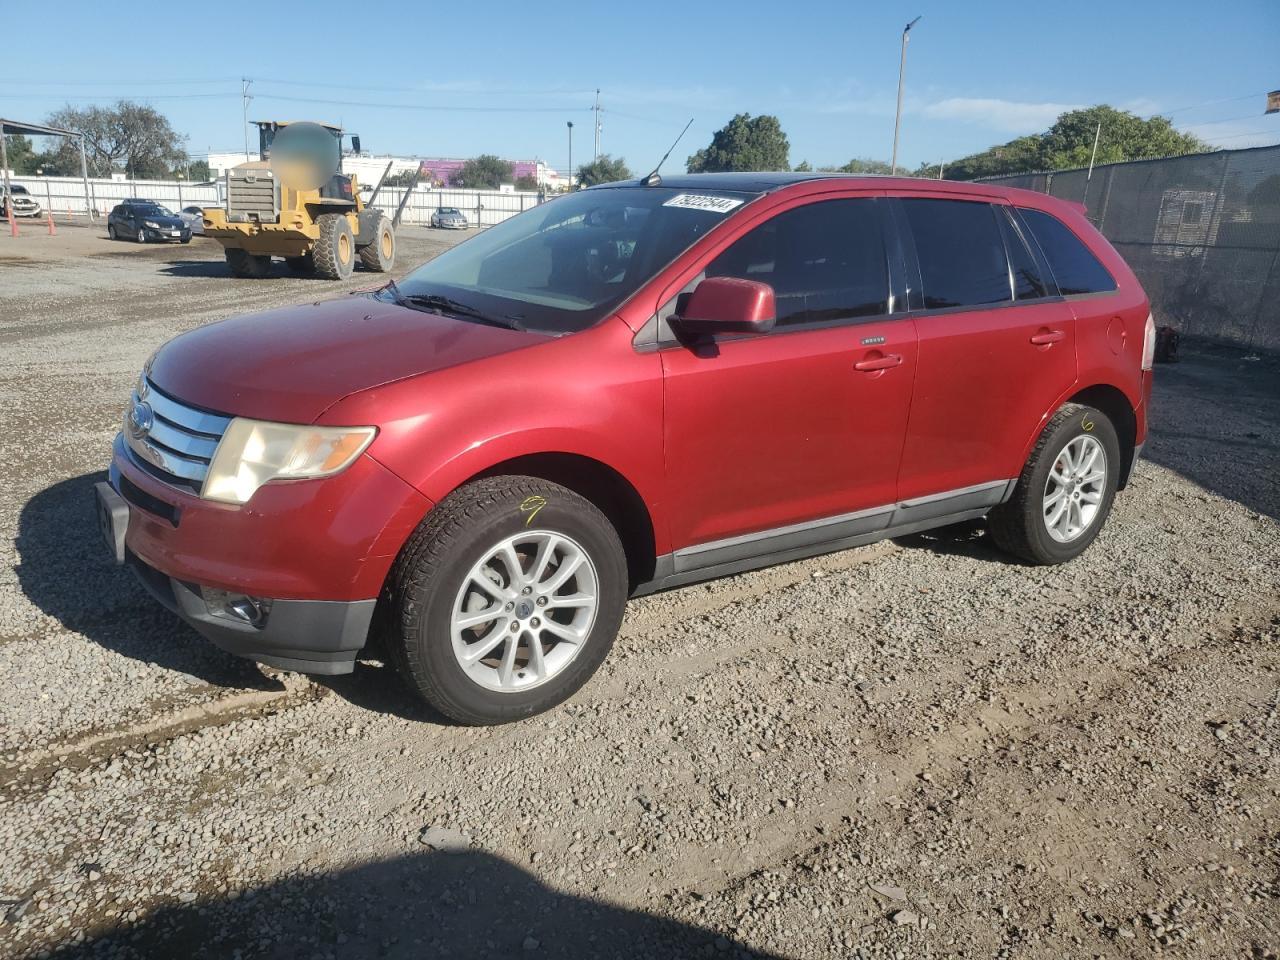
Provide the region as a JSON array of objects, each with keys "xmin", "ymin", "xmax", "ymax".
[
  {"xmin": 854, "ymin": 353, "xmax": 903, "ymax": 372},
  {"xmin": 1029, "ymin": 329, "xmax": 1065, "ymax": 345}
]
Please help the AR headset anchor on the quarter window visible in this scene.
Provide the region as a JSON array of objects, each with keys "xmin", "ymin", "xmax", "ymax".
[
  {"xmin": 705, "ymin": 198, "xmax": 888, "ymax": 327},
  {"xmin": 999, "ymin": 210, "xmax": 1048, "ymax": 301},
  {"xmin": 901, "ymin": 198, "xmax": 1011, "ymax": 309},
  {"xmin": 1018, "ymin": 207, "xmax": 1117, "ymax": 295}
]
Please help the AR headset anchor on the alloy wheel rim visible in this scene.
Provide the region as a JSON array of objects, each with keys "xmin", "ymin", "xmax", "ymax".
[
  {"xmin": 1043, "ymin": 435, "xmax": 1107, "ymax": 543},
  {"xmin": 450, "ymin": 531, "xmax": 598, "ymax": 693}
]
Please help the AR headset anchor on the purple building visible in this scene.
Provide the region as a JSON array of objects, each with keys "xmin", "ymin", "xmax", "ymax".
[{"xmin": 418, "ymin": 158, "xmax": 542, "ymax": 186}]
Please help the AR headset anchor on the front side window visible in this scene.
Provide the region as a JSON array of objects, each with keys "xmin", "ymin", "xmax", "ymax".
[
  {"xmin": 1018, "ymin": 207, "xmax": 1117, "ymax": 296},
  {"xmin": 901, "ymin": 198, "xmax": 1011, "ymax": 309},
  {"xmin": 704, "ymin": 198, "xmax": 888, "ymax": 327},
  {"xmin": 396, "ymin": 186, "xmax": 757, "ymax": 334}
]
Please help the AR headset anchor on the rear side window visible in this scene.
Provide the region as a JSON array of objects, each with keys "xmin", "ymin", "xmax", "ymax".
[
  {"xmin": 705, "ymin": 198, "xmax": 888, "ymax": 327},
  {"xmin": 901, "ymin": 199, "xmax": 1011, "ymax": 309},
  {"xmin": 1018, "ymin": 208, "xmax": 1116, "ymax": 295}
]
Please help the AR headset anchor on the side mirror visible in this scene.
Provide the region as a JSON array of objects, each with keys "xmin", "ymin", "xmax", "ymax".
[{"xmin": 671, "ymin": 277, "xmax": 776, "ymax": 336}]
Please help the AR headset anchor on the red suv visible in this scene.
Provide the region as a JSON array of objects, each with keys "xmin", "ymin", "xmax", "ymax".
[{"xmin": 96, "ymin": 173, "xmax": 1154, "ymax": 724}]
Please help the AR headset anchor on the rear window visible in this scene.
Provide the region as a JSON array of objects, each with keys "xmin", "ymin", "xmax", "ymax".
[
  {"xmin": 1018, "ymin": 208, "xmax": 1116, "ymax": 296},
  {"xmin": 902, "ymin": 198, "xmax": 1011, "ymax": 309}
]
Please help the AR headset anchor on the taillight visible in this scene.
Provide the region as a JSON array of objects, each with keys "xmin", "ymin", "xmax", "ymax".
[{"xmin": 1141, "ymin": 313, "xmax": 1156, "ymax": 371}]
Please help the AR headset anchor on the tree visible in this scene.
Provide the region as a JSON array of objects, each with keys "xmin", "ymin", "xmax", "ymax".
[
  {"xmin": 514, "ymin": 173, "xmax": 540, "ymax": 191},
  {"xmin": 686, "ymin": 114, "xmax": 789, "ymax": 173},
  {"xmin": 2, "ymin": 134, "xmax": 39, "ymax": 174},
  {"xmin": 184, "ymin": 159, "xmax": 212, "ymax": 182},
  {"xmin": 46, "ymin": 101, "xmax": 187, "ymax": 178},
  {"xmin": 794, "ymin": 160, "xmax": 812, "ymax": 172},
  {"xmin": 822, "ymin": 158, "xmax": 892, "ymax": 175},
  {"xmin": 449, "ymin": 155, "xmax": 514, "ymax": 190},
  {"xmin": 944, "ymin": 105, "xmax": 1212, "ymax": 181},
  {"xmin": 575, "ymin": 154, "xmax": 632, "ymax": 188}
]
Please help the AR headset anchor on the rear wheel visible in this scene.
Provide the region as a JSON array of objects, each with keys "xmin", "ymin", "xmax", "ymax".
[
  {"xmin": 225, "ymin": 248, "xmax": 273, "ymax": 279},
  {"xmin": 358, "ymin": 216, "xmax": 395, "ymax": 272},
  {"xmin": 987, "ymin": 403, "xmax": 1120, "ymax": 564},
  {"xmin": 385, "ymin": 476, "xmax": 628, "ymax": 725},
  {"xmin": 313, "ymin": 213, "xmax": 355, "ymax": 280}
]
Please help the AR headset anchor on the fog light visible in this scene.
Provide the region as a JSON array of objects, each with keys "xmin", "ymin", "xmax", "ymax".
[{"xmin": 203, "ymin": 588, "xmax": 273, "ymax": 627}]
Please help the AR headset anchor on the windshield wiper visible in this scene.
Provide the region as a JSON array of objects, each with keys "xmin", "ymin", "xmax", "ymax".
[{"xmin": 399, "ymin": 292, "xmax": 526, "ymax": 332}]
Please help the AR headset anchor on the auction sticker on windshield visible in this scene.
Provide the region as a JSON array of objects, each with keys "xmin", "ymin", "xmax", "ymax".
[{"xmin": 662, "ymin": 194, "xmax": 745, "ymax": 213}]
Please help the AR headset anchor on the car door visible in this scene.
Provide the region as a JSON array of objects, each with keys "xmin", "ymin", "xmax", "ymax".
[
  {"xmin": 660, "ymin": 195, "xmax": 919, "ymax": 570},
  {"xmin": 892, "ymin": 194, "xmax": 1077, "ymax": 503}
]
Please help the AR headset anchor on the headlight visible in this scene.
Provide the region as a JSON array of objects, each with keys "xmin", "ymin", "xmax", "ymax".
[
  {"xmin": 202, "ymin": 419, "xmax": 376, "ymax": 504},
  {"xmin": 144, "ymin": 220, "xmax": 159, "ymax": 229}
]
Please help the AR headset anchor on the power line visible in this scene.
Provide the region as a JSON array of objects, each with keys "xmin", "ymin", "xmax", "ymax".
[
  {"xmin": 1158, "ymin": 91, "xmax": 1269, "ymax": 116},
  {"xmin": 257, "ymin": 93, "xmax": 589, "ymax": 114}
]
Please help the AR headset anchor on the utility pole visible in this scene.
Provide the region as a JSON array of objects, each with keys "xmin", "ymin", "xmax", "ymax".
[
  {"xmin": 567, "ymin": 121, "xmax": 574, "ymax": 191},
  {"xmin": 241, "ymin": 78, "xmax": 253, "ymax": 162},
  {"xmin": 890, "ymin": 16, "xmax": 921, "ymax": 175},
  {"xmin": 593, "ymin": 89, "xmax": 601, "ymax": 162}
]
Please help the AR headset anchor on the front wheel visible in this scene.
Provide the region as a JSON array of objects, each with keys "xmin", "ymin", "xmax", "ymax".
[
  {"xmin": 358, "ymin": 216, "xmax": 395, "ymax": 272},
  {"xmin": 987, "ymin": 403, "xmax": 1120, "ymax": 564},
  {"xmin": 313, "ymin": 213, "xmax": 355, "ymax": 280},
  {"xmin": 385, "ymin": 476, "xmax": 628, "ymax": 725}
]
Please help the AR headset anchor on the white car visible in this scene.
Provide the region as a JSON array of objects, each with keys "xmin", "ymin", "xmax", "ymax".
[
  {"xmin": 178, "ymin": 205, "xmax": 206, "ymax": 236},
  {"xmin": 2, "ymin": 185, "xmax": 43, "ymax": 219}
]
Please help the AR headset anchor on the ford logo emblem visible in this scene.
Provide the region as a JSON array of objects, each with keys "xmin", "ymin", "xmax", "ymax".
[{"xmin": 127, "ymin": 400, "xmax": 154, "ymax": 440}]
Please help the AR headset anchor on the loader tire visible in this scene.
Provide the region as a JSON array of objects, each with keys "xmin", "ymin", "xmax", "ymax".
[
  {"xmin": 314, "ymin": 213, "xmax": 355, "ymax": 280},
  {"xmin": 358, "ymin": 216, "xmax": 395, "ymax": 273},
  {"xmin": 225, "ymin": 248, "xmax": 272, "ymax": 279}
]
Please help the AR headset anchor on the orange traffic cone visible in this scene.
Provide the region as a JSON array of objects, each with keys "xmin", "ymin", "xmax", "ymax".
[{"xmin": 47, "ymin": 210, "xmax": 56, "ymax": 236}]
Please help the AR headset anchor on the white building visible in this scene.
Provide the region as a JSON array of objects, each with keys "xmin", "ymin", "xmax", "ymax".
[{"xmin": 205, "ymin": 151, "xmax": 567, "ymax": 192}]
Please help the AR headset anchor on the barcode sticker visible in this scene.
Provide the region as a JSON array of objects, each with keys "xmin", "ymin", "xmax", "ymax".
[{"xmin": 662, "ymin": 194, "xmax": 745, "ymax": 213}]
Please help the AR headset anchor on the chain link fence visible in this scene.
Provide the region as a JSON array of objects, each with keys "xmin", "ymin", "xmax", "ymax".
[{"xmin": 980, "ymin": 145, "xmax": 1280, "ymax": 352}]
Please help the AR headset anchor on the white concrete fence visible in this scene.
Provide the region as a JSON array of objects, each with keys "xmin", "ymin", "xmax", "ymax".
[{"xmin": 5, "ymin": 175, "xmax": 545, "ymax": 228}]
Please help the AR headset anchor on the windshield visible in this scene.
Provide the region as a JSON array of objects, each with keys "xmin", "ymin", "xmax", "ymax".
[
  {"xmin": 393, "ymin": 186, "xmax": 757, "ymax": 334},
  {"xmin": 134, "ymin": 204, "xmax": 175, "ymax": 217}
]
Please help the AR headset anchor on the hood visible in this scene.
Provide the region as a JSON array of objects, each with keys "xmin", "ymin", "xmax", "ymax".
[{"xmin": 149, "ymin": 295, "xmax": 540, "ymax": 423}]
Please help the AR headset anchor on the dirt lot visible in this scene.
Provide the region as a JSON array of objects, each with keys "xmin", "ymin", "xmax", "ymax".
[{"xmin": 1, "ymin": 222, "xmax": 1278, "ymax": 960}]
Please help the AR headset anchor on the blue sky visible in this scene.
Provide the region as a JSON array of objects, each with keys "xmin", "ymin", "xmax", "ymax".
[{"xmin": 3, "ymin": 0, "xmax": 1277, "ymax": 174}]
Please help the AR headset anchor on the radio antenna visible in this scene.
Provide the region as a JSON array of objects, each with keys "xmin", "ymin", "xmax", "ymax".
[{"xmin": 642, "ymin": 118, "xmax": 694, "ymax": 186}]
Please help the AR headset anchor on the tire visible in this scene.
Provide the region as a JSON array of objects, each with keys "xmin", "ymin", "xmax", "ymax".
[
  {"xmin": 180, "ymin": 236, "xmax": 191, "ymax": 245},
  {"xmin": 135, "ymin": 223, "xmax": 146, "ymax": 243},
  {"xmin": 285, "ymin": 254, "xmax": 314, "ymax": 275},
  {"xmin": 225, "ymin": 248, "xmax": 273, "ymax": 279},
  {"xmin": 385, "ymin": 476, "xmax": 628, "ymax": 725},
  {"xmin": 107, "ymin": 224, "xmax": 117, "ymax": 240},
  {"xmin": 987, "ymin": 403, "xmax": 1121, "ymax": 565},
  {"xmin": 358, "ymin": 216, "xmax": 395, "ymax": 272},
  {"xmin": 313, "ymin": 213, "xmax": 355, "ymax": 280}
]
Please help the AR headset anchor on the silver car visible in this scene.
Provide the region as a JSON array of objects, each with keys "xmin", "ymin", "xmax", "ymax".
[
  {"xmin": 178, "ymin": 205, "xmax": 206, "ymax": 236},
  {"xmin": 2, "ymin": 185, "xmax": 43, "ymax": 219},
  {"xmin": 430, "ymin": 207, "xmax": 469, "ymax": 229}
]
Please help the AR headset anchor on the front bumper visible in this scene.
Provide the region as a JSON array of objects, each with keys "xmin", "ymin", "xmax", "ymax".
[
  {"xmin": 100, "ymin": 433, "xmax": 432, "ymax": 674},
  {"xmin": 141, "ymin": 226, "xmax": 190, "ymax": 242}
]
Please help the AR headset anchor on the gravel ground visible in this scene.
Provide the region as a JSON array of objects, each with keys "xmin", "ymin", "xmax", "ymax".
[{"xmin": 1, "ymin": 223, "xmax": 1277, "ymax": 959}]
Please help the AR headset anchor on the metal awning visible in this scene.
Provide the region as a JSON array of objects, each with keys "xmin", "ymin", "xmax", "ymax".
[
  {"xmin": 0, "ymin": 118, "xmax": 81, "ymax": 138},
  {"xmin": 1, "ymin": 118, "xmax": 96, "ymax": 220}
]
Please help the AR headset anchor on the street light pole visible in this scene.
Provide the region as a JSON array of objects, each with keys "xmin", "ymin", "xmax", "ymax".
[
  {"xmin": 567, "ymin": 121, "xmax": 574, "ymax": 191},
  {"xmin": 890, "ymin": 15, "xmax": 921, "ymax": 175}
]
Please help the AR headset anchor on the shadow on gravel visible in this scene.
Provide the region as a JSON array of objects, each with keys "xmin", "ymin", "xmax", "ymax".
[
  {"xmin": 892, "ymin": 518, "xmax": 1024, "ymax": 564},
  {"xmin": 156, "ymin": 260, "xmax": 236, "ymax": 279},
  {"xmin": 317, "ymin": 660, "xmax": 454, "ymax": 725},
  {"xmin": 15, "ymin": 473, "xmax": 279, "ymax": 692},
  {"xmin": 1143, "ymin": 343, "xmax": 1280, "ymax": 520},
  {"xmin": 42, "ymin": 849, "xmax": 779, "ymax": 960}
]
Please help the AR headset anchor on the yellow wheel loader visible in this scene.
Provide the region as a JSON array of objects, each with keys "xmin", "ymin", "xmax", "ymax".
[{"xmin": 203, "ymin": 121, "xmax": 396, "ymax": 280}]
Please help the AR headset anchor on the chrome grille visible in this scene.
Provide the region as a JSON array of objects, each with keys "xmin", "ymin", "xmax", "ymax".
[
  {"xmin": 124, "ymin": 380, "xmax": 231, "ymax": 490},
  {"xmin": 226, "ymin": 170, "xmax": 278, "ymax": 223}
]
